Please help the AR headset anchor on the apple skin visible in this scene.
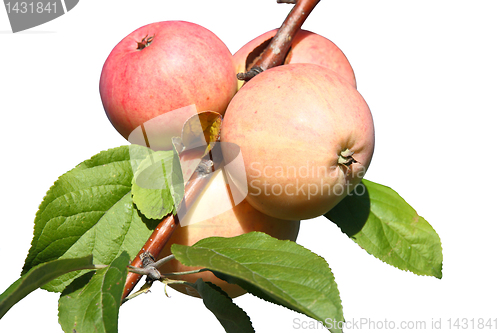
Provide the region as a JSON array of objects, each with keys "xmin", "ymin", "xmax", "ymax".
[
  {"xmin": 158, "ymin": 169, "xmax": 300, "ymax": 298},
  {"xmin": 100, "ymin": 21, "xmax": 237, "ymax": 150},
  {"xmin": 234, "ymin": 29, "xmax": 356, "ymax": 90},
  {"xmin": 220, "ymin": 63, "xmax": 374, "ymax": 221}
]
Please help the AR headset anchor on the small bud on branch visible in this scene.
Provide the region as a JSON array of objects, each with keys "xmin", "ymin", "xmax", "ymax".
[{"xmin": 236, "ymin": 66, "xmax": 264, "ymax": 81}]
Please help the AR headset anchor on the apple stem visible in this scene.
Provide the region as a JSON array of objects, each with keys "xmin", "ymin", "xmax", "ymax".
[
  {"xmin": 137, "ymin": 34, "xmax": 155, "ymax": 50},
  {"xmin": 237, "ymin": 0, "xmax": 321, "ymax": 81},
  {"xmin": 122, "ymin": 148, "xmax": 223, "ymax": 300}
]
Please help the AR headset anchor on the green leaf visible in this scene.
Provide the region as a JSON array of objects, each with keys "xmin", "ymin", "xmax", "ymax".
[
  {"xmin": 0, "ymin": 256, "xmax": 94, "ymax": 319},
  {"xmin": 58, "ymin": 252, "xmax": 129, "ymax": 333},
  {"xmin": 325, "ymin": 179, "xmax": 443, "ymax": 278},
  {"xmin": 22, "ymin": 145, "xmax": 158, "ymax": 292},
  {"xmin": 131, "ymin": 149, "xmax": 184, "ymax": 220},
  {"xmin": 172, "ymin": 232, "xmax": 343, "ymax": 333},
  {"xmin": 190, "ymin": 279, "xmax": 254, "ymax": 333}
]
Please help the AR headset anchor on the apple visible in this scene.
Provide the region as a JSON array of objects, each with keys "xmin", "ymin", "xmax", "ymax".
[
  {"xmin": 220, "ymin": 63, "xmax": 375, "ymax": 221},
  {"xmin": 99, "ymin": 21, "xmax": 238, "ymax": 150},
  {"xmin": 233, "ymin": 28, "xmax": 356, "ymax": 90},
  {"xmin": 158, "ymin": 168, "xmax": 300, "ymax": 298}
]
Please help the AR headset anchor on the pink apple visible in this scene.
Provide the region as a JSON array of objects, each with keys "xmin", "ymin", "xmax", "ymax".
[
  {"xmin": 100, "ymin": 21, "xmax": 237, "ymax": 150},
  {"xmin": 233, "ymin": 28, "xmax": 356, "ymax": 89},
  {"xmin": 221, "ymin": 63, "xmax": 374, "ymax": 221}
]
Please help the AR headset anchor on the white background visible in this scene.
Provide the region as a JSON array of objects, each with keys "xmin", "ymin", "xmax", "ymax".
[{"xmin": 1, "ymin": 1, "xmax": 499, "ymax": 332}]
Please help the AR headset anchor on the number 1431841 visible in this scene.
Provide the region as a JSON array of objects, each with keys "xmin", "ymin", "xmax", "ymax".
[
  {"xmin": 5, "ymin": 2, "xmax": 57, "ymax": 14},
  {"xmin": 448, "ymin": 318, "xmax": 498, "ymax": 330}
]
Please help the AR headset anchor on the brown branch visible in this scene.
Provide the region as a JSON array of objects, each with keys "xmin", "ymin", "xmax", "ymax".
[
  {"xmin": 122, "ymin": 148, "xmax": 222, "ymax": 300},
  {"xmin": 122, "ymin": 214, "xmax": 177, "ymax": 300},
  {"xmin": 238, "ymin": 0, "xmax": 321, "ymax": 81}
]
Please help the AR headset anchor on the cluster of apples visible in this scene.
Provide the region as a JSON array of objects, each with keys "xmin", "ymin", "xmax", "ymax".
[{"xmin": 99, "ymin": 21, "xmax": 374, "ymax": 297}]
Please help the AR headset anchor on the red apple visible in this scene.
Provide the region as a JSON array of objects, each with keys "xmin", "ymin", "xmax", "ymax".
[
  {"xmin": 234, "ymin": 29, "xmax": 356, "ymax": 89},
  {"xmin": 221, "ymin": 63, "xmax": 374, "ymax": 221},
  {"xmin": 100, "ymin": 21, "xmax": 237, "ymax": 150}
]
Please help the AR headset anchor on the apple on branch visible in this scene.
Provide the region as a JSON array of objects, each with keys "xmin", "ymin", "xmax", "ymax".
[
  {"xmin": 99, "ymin": 21, "xmax": 237, "ymax": 151},
  {"xmin": 221, "ymin": 63, "xmax": 375, "ymax": 221},
  {"xmin": 234, "ymin": 28, "xmax": 356, "ymax": 90},
  {"xmin": 158, "ymin": 168, "xmax": 300, "ymax": 298}
]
